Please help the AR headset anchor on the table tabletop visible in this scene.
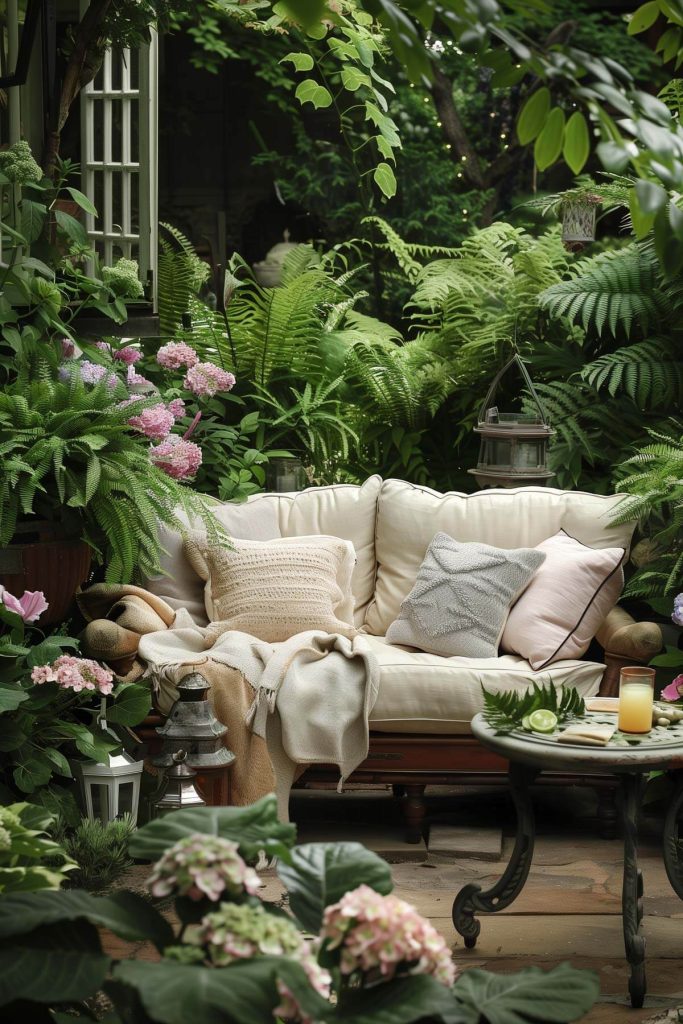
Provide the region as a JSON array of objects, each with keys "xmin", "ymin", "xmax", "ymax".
[{"xmin": 471, "ymin": 711, "xmax": 683, "ymax": 774}]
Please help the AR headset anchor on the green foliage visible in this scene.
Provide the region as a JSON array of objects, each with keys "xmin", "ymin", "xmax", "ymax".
[
  {"xmin": 612, "ymin": 425, "xmax": 683, "ymax": 598},
  {"xmin": 482, "ymin": 683, "xmax": 586, "ymax": 735},
  {"xmin": 0, "ymin": 372, "xmax": 220, "ymax": 583},
  {"xmin": 0, "ymin": 797, "xmax": 600, "ymax": 1024},
  {"xmin": 0, "ymin": 802, "xmax": 76, "ymax": 893},
  {"xmin": 157, "ymin": 222, "xmax": 211, "ymax": 336},
  {"xmin": 53, "ymin": 815, "xmax": 135, "ymax": 892}
]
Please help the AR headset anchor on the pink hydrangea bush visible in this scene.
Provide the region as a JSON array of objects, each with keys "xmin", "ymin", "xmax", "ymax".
[
  {"xmin": 196, "ymin": 902, "xmax": 331, "ymax": 1023},
  {"xmin": 184, "ymin": 362, "xmax": 236, "ymax": 398},
  {"xmin": 126, "ymin": 403, "xmax": 176, "ymax": 440},
  {"xmin": 31, "ymin": 655, "xmax": 114, "ymax": 695},
  {"xmin": 321, "ymin": 884, "xmax": 456, "ymax": 987},
  {"xmin": 149, "ymin": 435, "xmax": 202, "ymax": 479},
  {"xmin": 156, "ymin": 341, "xmax": 199, "ymax": 369},
  {"xmin": 146, "ymin": 834, "xmax": 261, "ymax": 902}
]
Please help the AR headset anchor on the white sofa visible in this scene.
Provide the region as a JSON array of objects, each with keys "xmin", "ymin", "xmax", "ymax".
[{"xmin": 85, "ymin": 477, "xmax": 663, "ymax": 838}]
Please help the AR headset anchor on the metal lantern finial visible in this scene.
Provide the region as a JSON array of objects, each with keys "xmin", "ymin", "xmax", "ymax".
[
  {"xmin": 154, "ymin": 750, "xmax": 206, "ymax": 816},
  {"xmin": 469, "ymin": 354, "xmax": 554, "ymax": 489}
]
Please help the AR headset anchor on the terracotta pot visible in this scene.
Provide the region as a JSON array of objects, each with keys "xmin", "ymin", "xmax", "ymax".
[{"xmin": 0, "ymin": 521, "xmax": 92, "ymax": 625}]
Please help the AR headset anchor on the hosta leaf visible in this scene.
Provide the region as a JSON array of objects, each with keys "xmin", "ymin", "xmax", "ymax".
[{"xmin": 453, "ymin": 963, "xmax": 600, "ymax": 1024}]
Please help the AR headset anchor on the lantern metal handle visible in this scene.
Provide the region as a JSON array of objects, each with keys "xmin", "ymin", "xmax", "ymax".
[{"xmin": 477, "ymin": 353, "xmax": 550, "ymax": 426}]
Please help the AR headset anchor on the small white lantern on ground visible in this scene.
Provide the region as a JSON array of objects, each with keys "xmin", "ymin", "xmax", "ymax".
[{"xmin": 73, "ymin": 699, "xmax": 144, "ymax": 824}]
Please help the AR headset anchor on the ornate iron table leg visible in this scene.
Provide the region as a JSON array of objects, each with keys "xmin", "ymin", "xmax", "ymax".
[
  {"xmin": 452, "ymin": 762, "xmax": 538, "ymax": 948},
  {"xmin": 620, "ymin": 772, "xmax": 647, "ymax": 1009},
  {"xmin": 663, "ymin": 771, "xmax": 683, "ymax": 900}
]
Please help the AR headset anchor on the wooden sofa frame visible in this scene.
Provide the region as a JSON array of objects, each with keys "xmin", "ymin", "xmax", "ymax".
[{"xmin": 113, "ymin": 603, "xmax": 662, "ymax": 843}]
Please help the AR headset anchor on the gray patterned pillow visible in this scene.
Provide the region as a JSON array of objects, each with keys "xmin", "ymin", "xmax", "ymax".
[{"xmin": 385, "ymin": 532, "xmax": 545, "ymax": 658}]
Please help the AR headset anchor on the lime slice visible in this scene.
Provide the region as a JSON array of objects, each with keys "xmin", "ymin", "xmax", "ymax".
[
  {"xmin": 528, "ymin": 709, "xmax": 558, "ymax": 734},
  {"xmin": 521, "ymin": 715, "xmax": 532, "ymax": 731}
]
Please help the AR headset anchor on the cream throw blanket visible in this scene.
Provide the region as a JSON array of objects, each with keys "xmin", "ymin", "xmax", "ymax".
[{"xmin": 138, "ymin": 609, "xmax": 380, "ymax": 820}]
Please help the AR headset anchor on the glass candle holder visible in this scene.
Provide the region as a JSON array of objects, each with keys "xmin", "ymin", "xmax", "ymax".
[{"xmin": 618, "ymin": 666, "xmax": 655, "ymax": 734}]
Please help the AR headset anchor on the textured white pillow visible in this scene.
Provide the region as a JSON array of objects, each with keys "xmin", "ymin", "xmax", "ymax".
[
  {"xmin": 501, "ymin": 530, "xmax": 625, "ymax": 669},
  {"xmin": 183, "ymin": 534, "xmax": 357, "ymax": 643}
]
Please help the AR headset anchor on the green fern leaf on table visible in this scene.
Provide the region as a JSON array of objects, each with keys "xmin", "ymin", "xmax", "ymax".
[{"xmin": 482, "ymin": 683, "xmax": 586, "ymax": 735}]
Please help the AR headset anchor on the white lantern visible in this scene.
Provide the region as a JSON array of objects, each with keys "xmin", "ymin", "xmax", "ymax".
[{"xmin": 74, "ymin": 748, "xmax": 144, "ymax": 825}]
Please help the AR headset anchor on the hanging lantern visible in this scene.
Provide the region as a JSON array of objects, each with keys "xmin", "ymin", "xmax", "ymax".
[
  {"xmin": 469, "ymin": 354, "xmax": 554, "ymax": 489},
  {"xmin": 73, "ymin": 706, "xmax": 144, "ymax": 825},
  {"xmin": 154, "ymin": 671, "xmax": 234, "ymax": 805},
  {"xmin": 561, "ymin": 196, "xmax": 601, "ymax": 252},
  {"xmin": 154, "ymin": 750, "xmax": 206, "ymax": 817}
]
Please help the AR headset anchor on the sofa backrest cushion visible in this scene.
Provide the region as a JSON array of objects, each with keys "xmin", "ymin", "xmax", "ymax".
[
  {"xmin": 145, "ymin": 475, "xmax": 381, "ymax": 626},
  {"xmin": 364, "ymin": 480, "xmax": 636, "ymax": 637}
]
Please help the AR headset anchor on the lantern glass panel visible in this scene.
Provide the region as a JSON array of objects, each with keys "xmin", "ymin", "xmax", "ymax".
[
  {"xmin": 485, "ymin": 439, "xmax": 512, "ymax": 467},
  {"xmin": 513, "ymin": 441, "xmax": 544, "ymax": 470}
]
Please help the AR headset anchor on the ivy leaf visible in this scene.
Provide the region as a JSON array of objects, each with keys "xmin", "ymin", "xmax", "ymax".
[
  {"xmin": 374, "ymin": 135, "xmax": 396, "ymax": 161},
  {"xmin": 627, "ymin": 1, "xmax": 660, "ymax": 34},
  {"xmin": 534, "ymin": 107, "xmax": 566, "ymax": 171},
  {"xmin": 516, "ymin": 86, "xmax": 551, "ymax": 145},
  {"xmin": 563, "ymin": 111, "xmax": 590, "ymax": 175},
  {"xmin": 341, "ymin": 66, "xmax": 372, "ymax": 91},
  {"xmin": 294, "ymin": 79, "xmax": 333, "ymax": 109},
  {"xmin": 280, "ymin": 52, "xmax": 314, "ymax": 72},
  {"xmin": 373, "ymin": 161, "xmax": 397, "ymax": 198}
]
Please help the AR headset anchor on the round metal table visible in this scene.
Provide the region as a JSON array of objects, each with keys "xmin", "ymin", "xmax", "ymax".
[{"xmin": 451, "ymin": 712, "xmax": 683, "ymax": 1009}]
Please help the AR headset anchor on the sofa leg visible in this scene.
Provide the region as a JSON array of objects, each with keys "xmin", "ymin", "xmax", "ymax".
[
  {"xmin": 392, "ymin": 784, "xmax": 406, "ymax": 800},
  {"xmin": 596, "ymin": 784, "xmax": 618, "ymax": 840},
  {"xmin": 403, "ymin": 784, "xmax": 426, "ymax": 844}
]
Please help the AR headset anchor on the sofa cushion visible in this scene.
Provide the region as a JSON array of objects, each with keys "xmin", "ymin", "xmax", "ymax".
[
  {"xmin": 501, "ymin": 530, "xmax": 625, "ymax": 669},
  {"xmin": 184, "ymin": 534, "xmax": 357, "ymax": 642},
  {"xmin": 364, "ymin": 635, "xmax": 604, "ymax": 735},
  {"xmin": 385, "ymin": 533, "xmax": 544, "ymax": 658},
  {"xmin": 145, "ymin": 476, "xmax": 381, "ymax": 627},
  {"xmin": 364, "ymin": 480, "xmax": 636, "ymax": 637}
]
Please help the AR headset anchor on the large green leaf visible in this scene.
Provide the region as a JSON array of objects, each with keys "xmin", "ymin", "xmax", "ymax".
[
  {"xmin": 628, "ymin": 2, "xmax": 661, "ymax": 35},
  {"xmin": 336, "ymin": 974, "xmax": 461, "ymax": 1023},
  {"xmin": 0, "ymin": 682, "xmax": 28, "ymax": 713},
  {"xmin": 534, "ymin": 107, "xmax": 566, "ymax": 171},
  {"xmin": 128, "ymin": 794, "xmax": 296, "ymax": 863},
  {"xmin": 516, "ymin": 87, "xmax": 551, "ymax": 145},
  {"xmin": 295, "ymin": 79, "xmax": 333, "ymax": 109},
  {"xmin": 106, "ymin": 682, "xmax": 152, "ymax": 726},
  {"xmin": 373, "ymin": 161, "xmax": 398, "ymax": 198},
  {"xmin": 563, "ymin": 111, "xmax": 590, "ymax": 175},
  {"xmin": 0, "ymin": 920, "xmax": 108, "ymax": 1006},
  {"xmin": 277, "ymin": 842, "xmax": 392, "ymax": 932},
  {"xmin": 20, "ymin": 200, "xmax": 47, "ymax": 244},
  {"xmin": 113, "ymin": 956, "xmax": 329, "ymax": 1024},
  {"xmin": 281, "ymin": 51, "xmax": 314, "ymax": 72},
  {"xmin": 64, "ymin": 186, "xmax": 97, "ymax": 216},
  {"xmin": 54, "ymin": 209, "xmax": 88, "ymax": 245},
  {"xmin": 452, "ymin": 963, "xmax": 600, "ymax": 1024},
  {"xmin": 0, "ymin": 890, "xmax": 174, "ymax": 951}
]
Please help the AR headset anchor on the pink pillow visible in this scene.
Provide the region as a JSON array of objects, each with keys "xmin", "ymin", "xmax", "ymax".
[{"xmin": 501, "ymin": 530, "xmax": 625, "ymax": 669}]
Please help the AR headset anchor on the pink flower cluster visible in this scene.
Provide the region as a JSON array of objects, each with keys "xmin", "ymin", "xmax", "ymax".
[
  {"xmin": 661, "ymin": 675, "xmax": 683, "ymax": 702},
  {"xmin": 113, "ymin": 346, "xmax": 142, "ymax": 365},
  {"xmin": 79, "ymin": 360, "xmax": 118, "ymax": 388},
  {"xmin": 31, "ymin": 655, "xmax": 114, "ymax": 695},
  {"xmin": 127, "ymin": 404, "xmax": 176, "ymax": 440},
  {"xmin": 146, "ymin": 834, "xmax": 261, "ymax": 902},
  {"xmin": 321, "ymin": 884, "xmax": 456, "ymax": 987},
  {"xmin": 0, "ymin": 587, "xmax": 48, "ymax": 624},
  {"xmin": 156, "ymin": 341, "xmax": 199, "ymax": 370},
  {"xmin": 275, "ymin": 957, "xmax": 332, "ymax": 1024},
  {"xmin": 150, "ymin": 435, "xmax": 202, "ymax": 479},
  {"xmin": 184, "ymin": 362, "xmax": 236, "ymax": 398}
]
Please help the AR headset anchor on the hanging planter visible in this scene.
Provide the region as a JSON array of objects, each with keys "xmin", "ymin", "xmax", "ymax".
[
  {"xmin": 561, "ymin": 195, "xmax": 601, "ymax": 252},
  {"xmin": 469, "ymin": 354, "xmax": 555, "ymax": 489}
]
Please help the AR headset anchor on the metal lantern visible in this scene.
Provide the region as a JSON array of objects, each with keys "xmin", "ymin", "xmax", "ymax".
[
  {"xmin": 154, "ymin": 750, "xmax": 206, "ymax": 817},
  {"xmin": 154, "ymin": 671, "xmax": 234, "ymax": 804},
  {"xmin": 74, "ymin": 735, "xmax": 144, "ymax": 825},
  {"xmin": 561, "ymin": 196, "xmax": 601, "ymax": 252},
  {"xmin": 469, "ymin": 354, "xmax": 554, "ymax": 489}
]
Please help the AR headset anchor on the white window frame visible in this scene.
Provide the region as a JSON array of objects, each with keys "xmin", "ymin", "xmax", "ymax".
[{"xmin": 79, "ymin": 19, "xmax": 158, "ymax": 304}]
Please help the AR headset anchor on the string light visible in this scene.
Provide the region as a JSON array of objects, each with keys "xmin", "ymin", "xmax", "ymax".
[
  {"xmin": 436, "ymin": 120, "xmax": 442, "ymax": 126},
  {"xmin": 461, "ymin": 155, "xmax": 467, "ymax": 162},
  {"xmin": 500, "ymin": 132, "xmax": 506, "ymax": 139},
  {"xmin": 445, "ymin": 143, "xmax": 451, "ymax": 149}
]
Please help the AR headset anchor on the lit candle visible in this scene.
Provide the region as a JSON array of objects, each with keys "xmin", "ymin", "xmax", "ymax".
[{"xmin": 618, "ymin": 681, "xmax": 654, "ymax": 734}]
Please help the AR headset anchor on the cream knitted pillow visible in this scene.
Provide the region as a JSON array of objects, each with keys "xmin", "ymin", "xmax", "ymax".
[{"xmin": 183, "ymin": 534, "xmax": 357, "ymax": 642}]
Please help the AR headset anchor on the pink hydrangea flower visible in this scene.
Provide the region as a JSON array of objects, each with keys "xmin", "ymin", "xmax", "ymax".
[
  {"xmin": 146, "ymin": 834, "xmax": 261, "ymax": 902},
  {"xmin": 79, "ymin": 360, "xmax": 119, "ymax": 388},
  {"xmin": 184, "ymin": 362, "xmax": 236, "ymax": 398},
  {"xmin": 113, "ymin": 345, "xmax": 142, "ymax": 365},
  {"xmin": 0, "ymin": 587, "xmax": 48, "ymax": 623},
  {"xmin": 321, "ymin": 884, "xmax": 456, "ymax": 987},
  {"xmin": 150, "ymin": 435, "xmax": 202, "ymax": 479},
  {"xmin": 95, "ymin": 341, "xmax": 111, "ymax": 353},
  {"xmin": 156, "ymin": 341, "xmax": 199, "ymax": 370},
  {"xmin": 672, "ymin": 594, "xmax": 683, "ymax": 628},
  {"xmin": 168, "ymin": 398, "xmax": 186, "ymax": 419},
  {"xmin": 127, "ymin": 404, "xmax": 175, "ymax": 440},
  {"xmin": 31, "ymin": 655, "xmax": 114, "ymax": 695},
  {"xmin": 661, "ymin": 675, "xmax": 683, "ymax": 702},
  {"xmin": 126, "ymin": 364, "xmax": 155, "ymax": 391}
]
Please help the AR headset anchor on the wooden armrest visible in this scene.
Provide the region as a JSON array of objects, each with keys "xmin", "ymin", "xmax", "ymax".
[{"xmin": 595, "ymin": 605, "xmax": 662, "ymax": 663}]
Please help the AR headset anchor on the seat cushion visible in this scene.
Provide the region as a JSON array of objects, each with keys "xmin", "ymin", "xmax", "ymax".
[
  {"xmin": 364, "ymin": 480, "xmax": 636, "ymax": 636},
  {"xmin": 365, "ymin": 635, "xmax": 604, "ymax": 735}
]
